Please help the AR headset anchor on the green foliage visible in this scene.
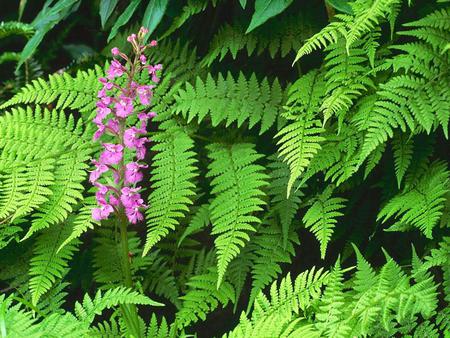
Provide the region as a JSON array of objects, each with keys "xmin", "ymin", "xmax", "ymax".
[
  {"xmin": 207, "ymin": 143, "xmax": 269, "ymax": 287},
  {"xmin": 1, "ymin": 0, "xmax": 449, "ymax": 337},
  {"xmin": 143, "ymin": 120, "xmax": 198, "ymax": 255},
  {"xmin": 303, "ymin": 186, "xmax": 347, "ymax": 259},
  {"xmin": 173, "ymin": 72, "xmax": 285, "ymax": 134}
]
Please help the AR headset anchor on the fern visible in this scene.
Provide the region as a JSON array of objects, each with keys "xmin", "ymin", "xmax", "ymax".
[
  {"xmin": 29, "ymin": 221, "xmax": 80, "ymax": 306},
  {"xmin": 202, "ymin": 13, "xmax": 317, "ymax": 66},
  {"xmin": 303, "ymin": 187, "xmax": 347, "ymax": 259},
  {"xmin": 74, "ymin": 287, "xmax": 162, "ymax": 325},
  {"xmin": 0, "ymin": 21, "xmax": 34, "ymax": 39},
  {"xmin": 207, "ymin": 143, "xmax": 268, "ymax": 287},
  {"xmin": 247, "ymin": 221, "xmax": 299, "ymax": 311},
  {"xmin": 176, "ymin": 266, "xmax": 235, "ymax": 327},
  {"xmin": 391, "ymin": 133, "xmax": 414, "ymax": 189},
  {"xmin": 1, "ymin": 66, "xmax": 103, "ymax": 113},
  {"xmin": 378, "ymin": 160, "xmax": 449, "ymax": 238},
  {"xmin": 173, "ymin": 72, "xmax": 285, "ymax": 134},
  {"xmin": 143, "ymin": 120, "xmax": 198, "ymax": 255},
  {"xmin": 360, "ymin": 8, "xmax": 450, "ymax": 161},
  {"xmin": 276, "ymin": 70, "xmax": 326, "ymax": 196}
]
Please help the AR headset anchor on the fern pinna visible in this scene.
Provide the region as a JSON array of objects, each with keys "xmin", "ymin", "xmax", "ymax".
[{"xmin": 0, "ymin": 0, "xmax": 449, "ymax": 337}]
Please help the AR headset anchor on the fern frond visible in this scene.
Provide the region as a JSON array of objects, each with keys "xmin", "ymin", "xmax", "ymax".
[
  {"xmin": 252, "ymin": 267, "xmax": 330, "ymax": 320},
  {"xmin": 207, "ymin": 143, "xmax": 268, "ymax": 287},
  {"xmin": 1, "ymin": 66, "xmax": 103, "ymax": 113},
  {"xmin": 247, "ymin": 221, "xmax": 299, "ymax": 311},
  {"xmin": 392, "ymin": 132, "xmax": 414, "ymax": 188},
  {"xmin": 173, "ymin": 72, "xmax": 285, "ymax": 134},
  {"xmin": 276, "ymin": 71, "xmax": 326, "ymax": 196},
  {"xmin": 176, "ymin": 266, "xmax": 235, "ymax": 328},
  {"xmin": 378, "ymin": 160, "xmax": 449, "ymax": 238},
  {"xmin": 29, "ymin": 222, "xmax": 80, "ymax": 306},
  {"xmin": 202, "ymin": 13, "xmax": 316, "ymax": 66},
  {"xmin": 161, "ymin": 0, "xmax": 219, "ymax": 39},
  {"xmin": 303, "ymin": 187, "xmax": 347, "ymax": 259},
  {"xmin": 0, "ymin": 21, "xmax": 34, "ymax": 39},
  {"xmin": 267, "ymin": 155, "xmax": 304, "ymax": 247},
  {"xmin": 143, "ymin": 121, "xmax": 198, "ymax": 255},
  {"xmin": 346, "ymin": 0, "xmax": 401, "ymax": 51},
  {"xmin": 74, "ymin": 287, "xmax": 163, "ymax": 325},
  {"xmin": 294, "ymin": 20, "xmax": 347, "ymax": 62}
]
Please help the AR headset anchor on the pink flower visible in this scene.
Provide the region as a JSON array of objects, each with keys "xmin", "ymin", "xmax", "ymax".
[
  {"xmin": 92, "ymin": 202, "xmax": 114, "ymax": 221},
  {"xmin": 124, "ymin": 127, "xmax": 141, "ymax": 148},
  {"xmin": 139, "ymin": 26, "xmax": 149, "ymax": 36},
  {"xmin": 107, "ymin": 60, "xmax": 124, "ymax": 79},
  {"xmin": 100, "ymin": 143, "xmax": 123, "ymax": 165},
  {"xmin": 111, "ymin": 47, "xmax": 120, "ymax": 55},
  {"xmin": 125, "ymin": 162, "xmax": 148, "ymax": 184},
  {"xmin": 115, "ymin": 96, "xmax": 133, "ymax": 118},
  {"xmin": 95, "ymin": 183, "xmax": 109, "ymax": 204},
  {"xmin": 137, "ymin": 85, "xmax": 153, "ymax": 105},
  {"xmin": 93, "ymin": 124, "xmax": 105, "ymax": 141},
  {"xmin": 127, "ymin": 34, "xmax": 137, "ymax": 42},
  {"xmin": 139, "ymin": 55, "xmax": 147, "ymax": 64},
  {"xmin": 125, "ymin": 205, "xmax": 144, "ymax": 224},
  {"xmin": 94, "ymin": 102, "xmax": 111, "ymax": 125},
  {"xmin": 150, "ymin": 40, "xmax": 157, "ymax": 47},
  {"xmin": 98, "ymin": 88, "xmax": 106, "ymax": 98},
  {"xmin": 109, "ymin": 194, "xmax": 120, "ymax": 206},
  {"xmin": 120, "ymin": 187, "xmax": 142, "ymax": 208},
  {"xmin": 106, "ymin": 118, "xmax": 120, "ymax": 134},
  {"xmin": 89, "ymin": 160, "xmax": 109, "ymax": 183},
  {"xmin": 135, "ymin": 138, "xmax": 148, "ymax": 160}
]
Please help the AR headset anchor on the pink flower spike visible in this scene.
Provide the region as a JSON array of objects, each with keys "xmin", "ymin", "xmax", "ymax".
[
  {"xmin": 98, "ymin": 88, "xmax": 106, "ymax": 98},
  {"xmin": 127, "ymin": 34, "xmax": 137, "ymax": 42},
  {"xmin": 111, "ymin": 47, "xmax": 120, "ymax": 55},
  {"xmin": 125, "ymin": 206, "xmax": 144, "ymax": 224},
  {"xmin": 99, "ymin": 143, "xmax": 123, "ymax": 165},
  {"xmin": 89, "ymin": 160, "xmax": 109, "ymax": 183},
  {"xmin": 99, "ymin": 77, "xmax": 108, "ymax": 84},
  {"xmin": 125, "ymin": 162, "xmax": 148, "ymax": 184},
  {"xmin": 92, "ymin": 203, "xmax": 114, "ymax": 221},
  {"xmin": 137, "ymin": 85, "xmax": 152, "ymax": 105},
  {"xmin": 135, "ymin": 138, "xmax": 148, "ymax": 160},
  {"xmin": 124, "ymin": 127, "xmax": 139, "ymax": 148},
  {"xmin": 107, "ymin": 60, "xmax": 124, "ymax": 79},
  {"xmin": 106, "ymin": 118, "xmax": 120, "ymax": 134},
  {"xmin": 93, "ymin": 124, "xmax": 106, "ymax": 141},
  {"xmin": 95, "ymin": 183, "xmax": 109, "ymax": 204},
  {"xmin": 139, "ymin": 55, "xmax": 147, "ymax": 64},
  {"xmin": 109, "ymin": 194, "xmax": 120, "ymax": 206},
  {"xmin": 120, "ymin": 187, "xmax": 142, "ymax": 208},
  {"xmin": 150, "ymin": 40, "xmax": 157, "ymax": 47},
  {"xmin": 115, "ymin": 96, "xmax": 134, "ymax": 118}
]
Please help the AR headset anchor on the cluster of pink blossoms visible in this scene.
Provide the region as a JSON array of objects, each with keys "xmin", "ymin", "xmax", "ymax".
[{"xmin": 90, "ymin": 27, "xmax": 162, "ymax": 224}]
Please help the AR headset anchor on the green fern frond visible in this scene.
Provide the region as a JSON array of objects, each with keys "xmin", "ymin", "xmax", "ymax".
[
  {"xmin": 303, "ymin": 187, "xmax": 347, "ymax": 259},
  {"xmin": 147, "ymin": 314, "xmax": 175, "ymax": 338},
  {"xmin": 58, "ymin": 195, "xmax": 99, "ymax": 251},
  {"xmin": 29, "ymin": 222, "xmax": 80, "ymax": 306},
  {"xmin": 178, "ymin": 203, "xmax": 210, "ymax": 247},
  {"xmin": 0, "ymin": 21, "xmax": 35, "ymax": 39},
  {"xmin": 392, "ymin": 132, "xmax": 414, "ymax": 188},
  {"xmin": 74, "ymin": 287, "xmax": 162, "ymax": 325},
  {"xmin": 247, "ymin": 221, "xmax": 299, "ymax": 311},
  {"xmin": 143, "ymin": 121, "xmax": 198, "ymax": 255},
  {"xmin": 161, "ymin": 0, "xmax": 219, "ymax": 39},
  {"xmin": 378, "ymin": 160, "xmax": 449, "ymax": 238},
  {"xmin": 173, "ymin": 72, "xmax": 285, "ymax": 134},
  {"xmin": 252, "ymin": 267, "xmax": 330, "ymax": 320},
  {"xmin": 276, "ymin": 70, "xmax": 326, "ymax": 196},
  {"xmin": 202, "ymin": 13, "xmax": 316, "ymax": 66},
  {"xmin": 267, "ymin": 155, "xmax": 304, "ymax": 248},
  {"xmin": 176, "ymin": 266, "xmax": 235, "ymax": 328},
  {"xmin": 207, "ymin": 143, "xmax": 268, "ymax": 287},
  {"xmin": 1, "ymin": 66, "xmax": 103, "ymax": 113},
  {"xmin": 294, "ymin": 20, "xmax": 347, "ymax": 62},
  {"xmin": 346, "ymin": 0, "xmax": 401, "ymax": 51}
]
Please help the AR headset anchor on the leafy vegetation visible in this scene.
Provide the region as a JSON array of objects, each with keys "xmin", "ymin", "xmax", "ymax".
[{"xmin": 0, "ymin": 0, "xmax": 449, "ymax": 337}]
